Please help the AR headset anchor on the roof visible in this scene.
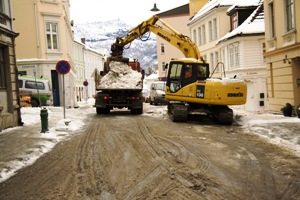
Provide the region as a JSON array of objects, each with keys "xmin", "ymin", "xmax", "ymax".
[
  {"xmin": 189, "ymin": 0, "xmax": 261, "ymax": 24},
  {"xmin": 217, "ymin": 0, "xmax": 264, "ymax": 44},
  {"xmin": 156, "ymin": 4, "xmax": 189, "ymax": 17}
]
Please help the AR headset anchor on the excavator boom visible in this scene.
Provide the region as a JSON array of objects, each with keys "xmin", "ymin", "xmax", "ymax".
[{"xmin": 111, "ymin": 15, "xmax": 201, "ymax": 59}]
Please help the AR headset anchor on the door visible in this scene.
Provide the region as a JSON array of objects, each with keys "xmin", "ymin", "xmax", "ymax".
[{"xmin": 51, "ymin": 70, "xmax": 60, "ymax": 106}]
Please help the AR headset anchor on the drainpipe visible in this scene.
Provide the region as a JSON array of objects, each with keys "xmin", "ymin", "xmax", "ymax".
[{"xmin": 34, "ymin": 0, "xmax": 41, "ymax": 59}]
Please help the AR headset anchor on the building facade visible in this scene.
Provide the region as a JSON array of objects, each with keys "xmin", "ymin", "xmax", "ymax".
[
  {"xmin": 0, "ymin": 0, "xmax": 22, "ymax": 130},
  {"xmin": 264, "ymin": 0, "xmax": 300, "ymax": 112},
  {"xmin": 12, "ymin": 0, "xmax": 76, "ymax": 108},
  {"xmin": 188, "ymin": 0, "xmax": 267, "ymax": 113},
  {"xmin": 74, "ymin": 38, "xmax": 104, "ymax": 102},
  {"xmin": 156, "ymin": 4, "xmax": 190, "ymax": 80}
]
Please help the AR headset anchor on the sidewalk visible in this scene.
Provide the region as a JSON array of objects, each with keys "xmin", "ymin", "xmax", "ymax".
[{"xmin": 0, "ymin": 100, "xmax": 95, "ymax": 183}]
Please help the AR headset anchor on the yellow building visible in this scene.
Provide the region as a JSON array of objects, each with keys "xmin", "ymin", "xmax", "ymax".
[
  {"xmin": 264, "ymin": 0, "xmax": 300, "ymax": 113},
  {"xmin": 12, "ymin": 0, "xmax": 76, "ymax": 107}
]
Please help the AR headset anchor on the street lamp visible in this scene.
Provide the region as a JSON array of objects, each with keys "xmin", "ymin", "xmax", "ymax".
[{"xmin": 150, "ymin": 3, "xmax": 160, "ymax": 12}]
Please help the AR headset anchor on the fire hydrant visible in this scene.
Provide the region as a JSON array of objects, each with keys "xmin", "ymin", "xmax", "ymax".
[{"xmin": 40, "ymin": 107, "xmax": 49, "ymax": 133}]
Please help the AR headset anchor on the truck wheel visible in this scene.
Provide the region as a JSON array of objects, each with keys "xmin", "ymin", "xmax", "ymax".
[
  {"xmin": 154, "ymin": 98, "xmax": 158, "ymax": 106},
  {"xmin": 96, "ymin": 107, "xmax": 103, "ymax": 114},
  {"xmin": 150, "ymin": 99, "xmax": 153, "ymax": 105},
  {"xmin": 103, "ymin": 108, "xmax": 110, "ymax": 114},
  {"xmin": 31, "ymin": 98, "xmax": 40, "ymax": 107}
]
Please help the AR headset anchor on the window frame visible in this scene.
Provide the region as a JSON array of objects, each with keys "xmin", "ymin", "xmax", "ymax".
[
  {"xmin": 45, "ymin": 21, "xmax": 59, "ymax": 51},
  {"xmin": 268, "ymin": 2, "xmax": 275, "ymax": 38},
  {"xmin": 284, "ymin": 0, "xmax": 294, "ymax": 32},
  {"xmin": 160, "ymin": 43, "xmax": 165, "ymax": 54},
  {"xmin": 201, "ymin": 24, "xmax": 206, "ymax": 44}
]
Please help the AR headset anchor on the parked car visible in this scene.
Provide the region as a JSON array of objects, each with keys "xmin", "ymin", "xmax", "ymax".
[
  {"xmin": 149, "ymin": 81, "xmax": 168, "ymax": 105},
  {"xmin": 18, "ymin": 75, "xmax": 52, "ymax": 107},
  {"xmin": 142, "ymin": 88, "xmax": 149, "ymax": 103}
]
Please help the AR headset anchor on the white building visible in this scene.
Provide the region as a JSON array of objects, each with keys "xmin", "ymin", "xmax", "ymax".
[{"xmin": 189, "ymin": 0, "xmax": 267, "ymax": 113}]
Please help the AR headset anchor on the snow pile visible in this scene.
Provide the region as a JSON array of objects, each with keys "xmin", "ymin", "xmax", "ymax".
[{"xmin": 99, "ymin": 61, "xmax": 142, "ymax": 89}]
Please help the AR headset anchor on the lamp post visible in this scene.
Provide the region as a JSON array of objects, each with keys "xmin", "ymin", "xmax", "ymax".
[{"xmin": 150, "ymin": 3, "xmax": 160, "ymax": 12}]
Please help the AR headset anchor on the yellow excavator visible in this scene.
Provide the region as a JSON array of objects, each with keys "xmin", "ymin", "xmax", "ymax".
[{"xmin": 109, "ymin": 15, "xmax": 247, "ymax": 124}]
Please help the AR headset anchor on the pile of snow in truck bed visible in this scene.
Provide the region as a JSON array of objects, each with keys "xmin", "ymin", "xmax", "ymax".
[{"xmin": 99, "ymin": 61, "xmax": 143, "ymax": 89}]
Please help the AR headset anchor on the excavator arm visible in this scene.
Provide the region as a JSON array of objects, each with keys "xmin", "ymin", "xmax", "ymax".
[{"xmin": 111, "ymin": 15, "xmax": 201, "ymax": 59}]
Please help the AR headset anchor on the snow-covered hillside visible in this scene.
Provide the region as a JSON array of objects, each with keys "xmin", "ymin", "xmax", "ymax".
[{"xmin": 72, "ymin": 19, "xmax": 157, "ymax": 72}]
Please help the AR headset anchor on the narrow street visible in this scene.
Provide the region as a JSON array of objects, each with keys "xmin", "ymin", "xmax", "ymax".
[{"xmin": 0, "ymin": 110, "xmax": 299, "ymax": 200}]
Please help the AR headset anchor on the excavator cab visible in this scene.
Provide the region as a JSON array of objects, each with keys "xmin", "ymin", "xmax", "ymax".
[{"xmin": 165, "ymin": 59, "xmax": 209, "ymax": 94}]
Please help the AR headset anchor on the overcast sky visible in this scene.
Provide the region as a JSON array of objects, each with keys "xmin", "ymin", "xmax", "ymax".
[{"xmin": 69, "ymin": 0, "xmax": 189, "ymax": 26}]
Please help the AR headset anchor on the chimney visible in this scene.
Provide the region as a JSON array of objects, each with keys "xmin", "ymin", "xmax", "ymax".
[{"xmin": 81, "ymin": 38, "xmax": 86, "ymax": 44}]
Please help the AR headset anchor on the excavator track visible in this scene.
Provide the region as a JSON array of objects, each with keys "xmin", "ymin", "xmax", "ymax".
[
  {"xmin": 168, "ymin": 103, "xmax": 233, "ymax": 125},
  {"xmin": 206, "ymin": 105, "xmax": 233, "ymax": 125},
  {"xmin": 167, "ymin": 103, "xmax": 188, "ymax": 122}
]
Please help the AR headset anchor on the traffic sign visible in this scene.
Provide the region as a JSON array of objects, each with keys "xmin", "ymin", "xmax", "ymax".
[
  {"xmin": 83, "ymin": 80, "xmax": 88, "ymax": 86},
  {"xmin": 56, "ymin": 60, "xmax": 71, "ymax": 75}
]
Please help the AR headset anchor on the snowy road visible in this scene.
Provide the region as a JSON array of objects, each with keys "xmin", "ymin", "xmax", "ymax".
[{"xmin": 0, "ymin": 104, "xmax": 299, "ymax": 199}]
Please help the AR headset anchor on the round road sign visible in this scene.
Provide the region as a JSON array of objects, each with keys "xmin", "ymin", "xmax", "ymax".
[{"xmin": 56, "ymin": 60, "xmax": 71, "ymax": 75}]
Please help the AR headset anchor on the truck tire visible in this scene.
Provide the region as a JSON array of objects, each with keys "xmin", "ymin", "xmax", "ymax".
[{"xmin": 96, "ymin": 107, "xmax": 103, "ymax": 114}]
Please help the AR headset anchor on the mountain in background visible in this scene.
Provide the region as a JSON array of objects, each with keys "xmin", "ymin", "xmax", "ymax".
[{"xmin": 72, "ymin": 19, "xmax": 157, "ymax": 73}]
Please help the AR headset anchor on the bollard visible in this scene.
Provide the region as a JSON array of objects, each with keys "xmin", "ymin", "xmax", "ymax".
[{"xmin": 40, "ymin": 107, "xmax": 49, "ymax": 133}]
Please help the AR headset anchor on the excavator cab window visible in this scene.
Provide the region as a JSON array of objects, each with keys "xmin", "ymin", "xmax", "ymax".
[
  {"xmin": 167, "ymin": 63, "xmax": 183, "ymax": 93},
  {"xmin": 196, "ymin": 64, "xmax": 208, "ymax": 80}
]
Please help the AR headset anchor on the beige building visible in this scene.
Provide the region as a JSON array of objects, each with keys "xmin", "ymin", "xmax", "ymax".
[
  {"xmin": 156, "ymin": 4, "xmax": 190, "ymax": 80},
  {"xmin": 264, "ymin": 0, "xmax": 300, "ymax": 112},
  {"xmin": 12, "ymin": 0, "xmax": 76, "ymax": 107},
  {"xmin": 0, "ymin": 0, "xmax": 22, "ymax": 130}
]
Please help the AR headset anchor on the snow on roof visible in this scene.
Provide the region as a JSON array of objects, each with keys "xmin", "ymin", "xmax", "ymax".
[
  {"xmin": 218, "ymin": 1, "xmax": 264, "ymax": 44},
  {"xmin": 189, "ymin": 0, "xmax": 261, "ymax": 24}
]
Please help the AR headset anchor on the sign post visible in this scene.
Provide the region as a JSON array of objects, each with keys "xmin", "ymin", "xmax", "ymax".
[
  {"xmin": 83, "ymin": 80, "xmax": 88, "ymax": 103},
  {"xmin": 56, "ymin": 60, "xmax": 71, "ymax": 119}
]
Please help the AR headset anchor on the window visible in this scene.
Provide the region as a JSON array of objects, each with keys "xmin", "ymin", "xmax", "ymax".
[
  {"xmin": 161, "ymin": 62, "xmax": 166, "ymax": 72},
  {"xmin": 169, "ymin": 63, "xmax": 183, "ymax": 93},
  {"xmin": 193, "ymin": 29, "xmax": 197, "ymax": 44},
  {"xmin": 169, "ymin": 63, "xmax": 183, "ymax": 79},
  {"xmin": 210, "ymin": 53, "xmax": 214, "ymax": 72},
  {"xmin": 160, "ymin": 43, "xmax": 165, "ymax": 54},
  {"xmin": 228, "ymin": 42, "xmax": 240, "ymax": 69},
  {"xmin": 285, "ymin": 0, "xmax": 294, "ymax": 32},
  {"xmin": 0, "ymin": 47, "xmax": 6, "ymax": 88},
  {"xmin": 231, "ymin": 13, "xmax": 238, "ymax": 30},
  {"xmin": 268, "ymin": 2, "xmax": 275, "ymax": 38},
  {"xmin": 198, "ymin": 27, "xmax": 202, "ymax": 46},
  {"xmin": 261, "ymin": 42, "xmax": 266, "ymax": 63},
  {"xmin": 25, "ymin": 81, "xmax": 45, "ymax": 90},
  {"xmin": 46, "ymin": 22, "xmax": 59, "ymax": 50},
  {"xmin": 208, "ymin": 20, "xmax": 212, "ymax": 41},
  {"xmin": 184, "ymin": 65, "xmax": 193, "ymax": 78},
  {"xmin": 234, "ymin": 44, "xmax": 239, "ymax": 67},
  {"xmin": 0, "ymin": 0, "xmax": 10, "ymax": 16},
  {"xmin": 214, "ymin": 52, "xmax": 219, "ymax": 71},
  {"xmin": 201, "ymin": 24, "xmax": 206, "ymax": 44},
  {"xmin": 213, "ymin": 18, "xmax": 217, "ymax": 39}
]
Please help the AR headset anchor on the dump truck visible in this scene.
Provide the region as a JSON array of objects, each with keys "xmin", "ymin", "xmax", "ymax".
[{"xmin": 94, "ymin": 57, "xmax": 144, "ymax": 114}]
